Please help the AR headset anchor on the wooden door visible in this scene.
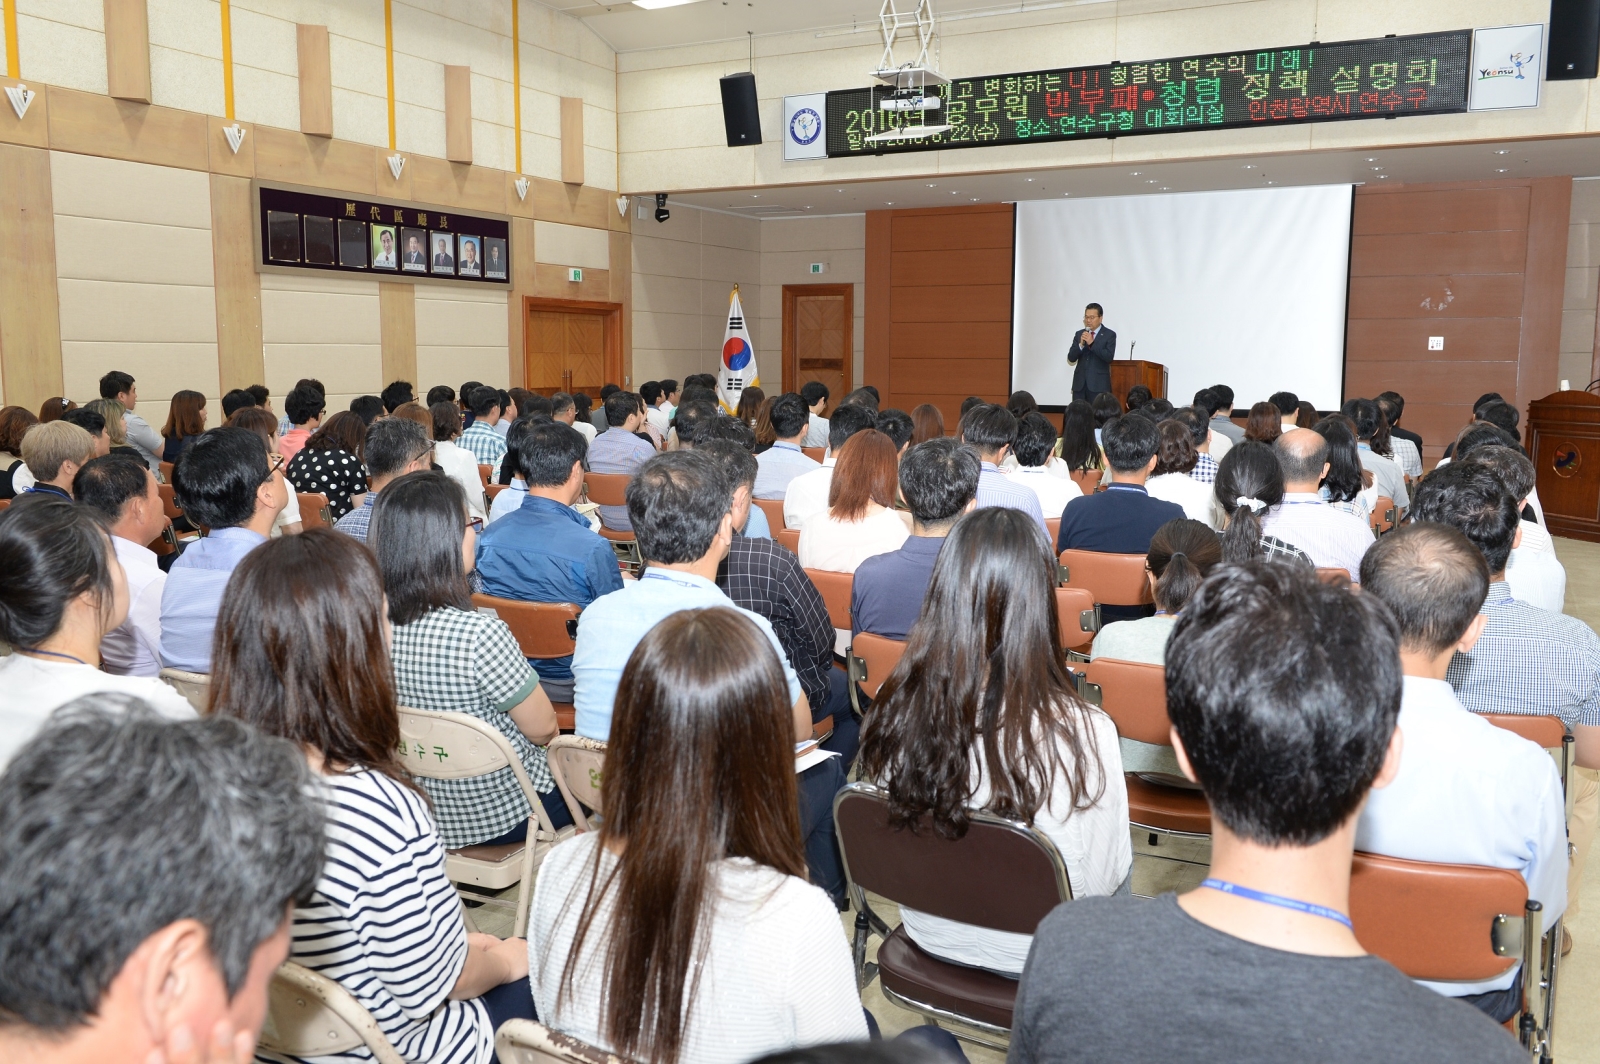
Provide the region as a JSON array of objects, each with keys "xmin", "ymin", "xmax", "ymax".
[
  {"xmin": 524, "ymin": 298, "xmax": 623, "ymax": 397},
  {"xmin": 783, "ymin": 284, "xmax": 853, "ymax": 403}
]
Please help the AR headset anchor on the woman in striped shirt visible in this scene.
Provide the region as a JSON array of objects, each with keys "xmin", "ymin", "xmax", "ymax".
[{"xmin": 212, "ymin": 529, "xmax": 534, "ymax": 1064}]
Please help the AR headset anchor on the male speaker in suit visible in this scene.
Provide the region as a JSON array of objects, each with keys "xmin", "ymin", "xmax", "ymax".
[{"xmin": 1068, "ymin": 302, "xmax": 1117, "ymax": 403}]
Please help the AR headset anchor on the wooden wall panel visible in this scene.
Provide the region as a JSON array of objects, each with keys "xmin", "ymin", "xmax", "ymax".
[
  {"xmin": 104, "ymin": 0, "xmax": 152, "ymax": 103},
  {"xmin": 1345, "ymin": 318, "xmax": 1523, "ymax": 359},
  {"xmin": 863, "ymin": 211, "xmax": 891, "ymax": 394},
  {"xmin": 0, "ymin": 144, "xmax": 64, "ymax": 410},
  {"xmin": 560, "ymin": 97, "xmax": 584, "ymax": 186},
  {"xmin": 1519, "ymin": 178, "xmax": 1571, "ymax": 416},
  {"xmin": 1351, "ymin": 187, "xmax": 1530, "ymax": 235},
  {"xmin": 889, "ymin": 321, "xmax": 1011, "ymax": 358},
  {"xmin": 1346, "ymin": 274, "xmax": 1526, "ymax": 319},
  {"xmin": 296, "ymin": 25, "xmax": 333, "ymax": 138},
  {"xmin": 891, "ymin": 284, "xmax": 1011, "ymax": 322},
  {"xmin": 47, "ymin": 86, "xmax": 209, "ymax": 170},
  {"xmin": 379, "ymin": 282, "xmax": 417, "ymax": 388},
  {"xmin": 209, "ymin": 173, "xmax": 264, "ymax": 390},
  {"xmin": 1349, "ymin": 231, "xmax": 1528, "ymax": 276},
  {"xmin": 608, "ymin": 230, "xmax": 632, "ymax": 386},
  {"xmin": 889, "ymin": 210, "xmax": 1013, "ymax": 251},
  {"xmin": 890, "ymin": 248, "xmax": 1012, "ymax": 285},
  {"xmin": 444, "ymin": 65, "xmax": 473, "ymax": 165}
]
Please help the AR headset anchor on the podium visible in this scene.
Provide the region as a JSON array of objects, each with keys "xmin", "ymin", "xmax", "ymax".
[
  {"xmin": 1527, "ymin": 389, "xmax": 1600, "ymax": 542},
  {"xmin": 1110, "ymin": 360, "xmax": 1168, "ymax": 405}
]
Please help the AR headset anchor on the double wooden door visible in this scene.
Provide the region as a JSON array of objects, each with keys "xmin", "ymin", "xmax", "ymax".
[
  {"xmin": 524, "ymin": 298, "xmax": 622, "ymax": 396},
  {"xmin": 782, "ymin": 284, "xmax": 853, "ymax": 401}
]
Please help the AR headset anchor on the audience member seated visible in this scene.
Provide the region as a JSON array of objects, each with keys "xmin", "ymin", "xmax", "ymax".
[
  {"xmin": 1412, "ymin": 463, "xmax": 1600, "ymax": 951},
  {"xmin": 859, "ymin": 507, "xmax": 1131, "ymax": 975},
  {"xmin": 74, "ymin": 456, "xmax": 168, "ymax": 677},
  {"xmin": 212, "ymin": 529, "xmax": 534, "ymax": 1059},
  {"xmin": 1378, "ymin": 391, "xmax": 1425, "ymax": 475},
  {"xmin": 667, "ymin": 396, "xmax": 717, "ymax": 452},
  {"xmin": 1293, "ymin": 400, "xmax": 1319, "ymax": 429},
  {"xmin": 702, "ymin": 439, "xmax": 851, "ymax": 759},
  {"xmin": 381, "ymin": 378, "xmax": 415, "ymax": 414},
  {"xmin": 333, "ymin": 415, "xmax": 432, "ymax": 541},
  {"xmin": 1008, "ymin": 412, "xmax": 1083, "ymax": 516},
  {"xmin": 1187, "ymin": 390, "xmax": 1232, "ymax": 461},
  {"xmin": 1463, "ymin": 445, "xmax": 1565, "ymax": 612},
  {"xmin": 17, "ymin": 420, "xmax": 95, "ymax": 499},
  {"xmin": 1343, "ymin": 398, "xmax": 1409, "ymax": 517},
  {"xmin": 755, "ymin": 393, "xmax": 822, "ymax": 500},
  {"xmin": 0, "ymin": 702, "xmax": 323, "ymax": 1064},
  {"xmin": 1310, "ymin": 416, "xmax": 1373, "ymax": 522},
  {"xmin": 1008, "ymin": 561, "xmax": 1525, "ymax": 1064},
  {"xmin": 60, "ymin": 407, "xmax": 111, "ymax": 463},
  {"xmin": 430, "ymin": 400, "xmax": 490, "ymax": 521},
  {"xmin": 1091, "ymin": 392, "xmax": 1122, "ymax": 445},
  {"xmin": 1268, "ymin": 390, "xmax": 1300, "ymax": 432},
  {"xmin": 1261, "ymin": 429, "xmax": 1373, "ymax": 581},
  {"xmin": 285, "ymin": 409, "xmax": 368, "ymax": 520},
  {"xmin": 227, "ymin": 406, "xmax": 304, "ymax": 536},
  {"xmin": 532, "ymin": 608, "xmax": 868, "ymax": 1063},
  {"xmin": 221, "ymin": 387, "xmax": 255, "ymax": 421},
  {"xmin": 1091, "ymin": 518, "xmax": 1220, "ymax": 665},
  {"xmin": 551, "ymin": 391, "xmax": 595, "ymax": 445},
  {"xmin": 1358, "ymin": 523, "xmax": 1567, "ymax": 1020},
  {"xmin": 783, "ymin": 403, "xmax": 877, "ymax": 530},
  {"xmin": 1213, "ymin": 441, "xmax": 1313, "ymax": 565},
  {"xmin": 692, "ymin": 416, "xmax": 771, "ymax": 539},
  {"xmin": 84, "ymin": 397, "xmax": 140, "ymax": 466},
  {"xmin": 960, "ymin": 404, "xmax": 1048, "ymax": 534},
  {"xmin": 737, "ymin": 386, "xmax": 767, "ymax": 434},
  {"xmin": 476, "ymin": 421, "xmax": 623, "ymax": 705},
  {"xmin": 278, "ymin": 382, "xmax": 324, "ymax": 462},
  {"xmin": 802, "ymin": 380, "xmax": 832, "ymax": 447},
  {"xmin": 797, "ymin": 429, "xmax": 910, "ymax": 574},
  {"xmin": 588, "ymin": 390, "xmax": 657, "ymax": 532},
  {"xmin": 1059, "ymin": 399, "xmax": 1104, "ymax": 480},
  {"xmin": 1242, "ymin": 400, "xmax": 1282, "ymax": 445},
  {"xmin": 159, "ymin": 390, "xmax": 208, "ymax": 465},
  {"xmin": 460, "ymin": 385, "xmax": 510, "ymax": 470},
  {"xmin": 0, "ymin": 498, "xmax": 194, "ymax": 768},
  {"xmin": 0, "ymin": 405, "xmax": 38, "ymax": 497},
  {"xmin": 160, "ymin": 428, "xmax": 287, "ymax": 673},
  {"xmin": 852, "ymin": 438, "xmax": 979, "ymax": 642},
  {"xmin": 371, "ymin": 471, "xmax": 570, "ymax": 844},
  {"xmin": 909, "ymin": 402, "xmax": 945, "ymax": 448},
  {"xmin": 1144, "ymin": 420, "xmax": 1219, "ymax": 527},
  {"xmin": 875, "ymin": 409, "xmax": 914, "ymax": 455},
  {"xmin": 99, "ymin": 370, "xmax": 163, "ymax": 471}
]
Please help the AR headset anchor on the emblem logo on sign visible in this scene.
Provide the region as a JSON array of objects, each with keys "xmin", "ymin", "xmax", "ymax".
[
  {"xmin": 789, "ymin": 108, "xmax": 821, "ymax": 145},
  {"xmin": 1553, "ymin": 443, "xmax": 1583, "ymax": 479}
]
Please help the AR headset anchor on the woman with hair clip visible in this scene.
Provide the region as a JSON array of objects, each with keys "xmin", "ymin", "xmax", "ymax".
[
  {"xmin": 1091, "ymin": 518, "xmax": 1221, "ymax": 666},
  {"xmin": 212, "ymin": 529, "xmax": 533, "ymax": 1064},
  {"xmin": 857, "ymin": 507, "xmax": 1131, "ymax": 976},
  {"xmin": 1311, "ymin": 415, "xmax": 1373, "ymax": 522},
  {"xmin": 909, "ymin": 403, "xmax": 945, "ymax": 447},
  {"xmin": 285, "ymin": 409, "xmax": 368, "ymax": 519},
  {"xmin": 227, "ymin": 405, "xmax": 303, "ymax": 535},
  {"xmin": 529, "ymin": 607, "xmax": 872, "ymax": 1064},
  {"xmin": 1212, "ymin": 441, "xmax": 1313, "ymax": 567},
  {"xmin": 1241, "ymin": 401, "xmax": 1282, "ymax": 445}
]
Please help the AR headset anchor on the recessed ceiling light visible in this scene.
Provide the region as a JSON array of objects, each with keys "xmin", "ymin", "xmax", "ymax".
[
  {"xmin": 1266, "ymin": 181, "xmax": 1275, "ymax": 185},
  {"xmin": 1493, "ymin": 149, "xmax": 1510, "ymax": 155},
  {"xmin": 1495, "ymin": 168, "xmax": 1509, "ymax": 173},
  {"xmin": 1242, "ymin": 164, "xmax": 1256, "ymax": 169},
  {"xmin": 885, "ymin": 201, "xmax": 894, "ymax": 205},
  {"xmin": 633, "ymin": 0, "xmax": 706, "ymax": 7},
  {"xmin": 1146, "ymin": 179, "xmax": 1158, "ymax": 183},
  {"xmin": 1370, "ymin": 167, "xmax": 1382, "ymax": 172},
  {"xmin": 1366, "ymin": 157, "xmax": 1377, "ymax": 162},
  {"xmin": 1378, "ymin": 175, "xmax": 1388, "ymax": 179},
  {"xmin": 804, "ymin": 206, "xmax": 813, "ymax": 209},
  {"xmin": 1160, "ymin": 187, "xmax": 1171, "ymax": 191},
  {"xmin": 950, "ymin": 191, "xmax": 960, "ymax": 195},
  {"xmin": 751, "ymin": 194, "xmax": 759, "ymax": 198},
  {"xmin": 1063, "ymin": 192, "xmax": 1070, "ymax": 196},
  {"xmin": 1130, "ymin": 171, "xmax": 1142, "ymax": 176},
  {"xmin": 927, "ymin": 183, "xmax": 937, "ymax": 187},
  {"xmin": 971, "ymin": 197, "xmax": 979, "ymax": 201},
  {"xmin": 1026, "ymin": 177, "xmax": 1033, "ymax": 182}
]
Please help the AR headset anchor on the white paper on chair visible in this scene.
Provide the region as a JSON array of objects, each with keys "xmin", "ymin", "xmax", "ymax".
[{"xmin": 795, "ymin": 745, "xmax": 840, "ymax": 774}]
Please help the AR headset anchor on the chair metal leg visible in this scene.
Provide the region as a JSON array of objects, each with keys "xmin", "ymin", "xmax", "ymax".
[{"xmin": 849, "ymin": 886, "xmax": 880, "ymax": 992}]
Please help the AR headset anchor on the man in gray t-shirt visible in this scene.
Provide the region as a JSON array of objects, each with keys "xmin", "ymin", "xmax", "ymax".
[{"xmin": 1009, "ymin": 562, "xmax": 1524, "ymax": 1064}]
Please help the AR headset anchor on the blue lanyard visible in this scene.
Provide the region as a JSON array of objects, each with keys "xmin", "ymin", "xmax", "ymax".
[
  {"xmin": 641, "ymin": 571, "xmax": 705, "ymax": 592},
  {"xmin": 1200, "ymin": 879, "xmax": 1353, "ymax": 929}
]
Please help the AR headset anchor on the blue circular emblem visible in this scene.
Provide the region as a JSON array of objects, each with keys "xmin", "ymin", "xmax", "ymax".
[{"xmin": 789, "ymin": 108, "xmax": 821, "ymax": 146}]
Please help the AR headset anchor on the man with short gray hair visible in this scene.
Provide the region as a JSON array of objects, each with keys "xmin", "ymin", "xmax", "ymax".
[
  {"xmin": 334, "ymin": 416, "xmax": 433, "ymax": 542},
  {"xmin": 1261, "ymin": 428, "xmax": 1374, "ymax": 581},
  {"xmin": 0, "ymin": 698, "xmax": 325, "ymax": 1064}
]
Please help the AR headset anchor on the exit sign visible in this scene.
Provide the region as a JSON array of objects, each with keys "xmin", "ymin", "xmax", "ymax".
[
  {"xmin": 568, "ymin": 267, "xmax": 583, "ymax": 282},
  {"xmin": 809, "ymin": 262, "xmax": 826, "ymax": 274}
]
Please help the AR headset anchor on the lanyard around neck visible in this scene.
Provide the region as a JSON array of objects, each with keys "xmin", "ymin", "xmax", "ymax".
[{"xmin": 1201, "ymin": 878, "xmax": 1352, "ymax": 929}]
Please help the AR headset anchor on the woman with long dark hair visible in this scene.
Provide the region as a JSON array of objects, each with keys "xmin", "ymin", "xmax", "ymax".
[
  {"xmin": 1092, "ymin": 517, "xmax": 1220, "ymax": 665},
  {"xmin": 1060, "ymin": 399, "xmax": 1104, "ymax": 474},
  {"xmin": 1341, "ymin": 396, "xmax": 1410, "ymax": 517},
  {"xmin": 530, "ymin": 607, "xmax": 867, "ymax": 1063},
  {"xmin": 286, "ymin": 408, "xmax": 368, "ymax": 519},
  {"xmin": 371, "ymin": 470, "xmax": 569, "ymax": 844},
  {"xmin": 735, "ymin": 386, "xmax": 766, "ymax": 429},
  {"xmin": 796, "ymin": 429, "xmax": 908, "ymax": 572},
  {"xmin": 160, "ymin": 390, "xmax": 207, "ymax": 463},
  {"xmin": 909, "ymin": 402, "xmax": 945, "ymax": 447},
  {"xmin": 1241, "ymin": 400, "xmax": 1282, "ymax": 445},
  {"xmin": 857, "ymin": 507, "xmax": 1131, "ymax": 975},
  {"xmin": 1294, "ymin": 400, "xmax": 1319, "ymax": 429},
  {"xmin": 1311, "ymin": 415, "xmax": 1373, "ymax": 522},
  {"xmin": 1213, "ymin": 440, "xmax": 1312, "ymax": 566},
  {"xmin": 212, "ymin": 529, "xmax": 532, "ymax": 1064}
]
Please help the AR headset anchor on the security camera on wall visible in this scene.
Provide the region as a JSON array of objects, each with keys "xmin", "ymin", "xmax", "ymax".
[{"xmin": 655, "ymin": 193, "xmax": 670, "ymax": 224}]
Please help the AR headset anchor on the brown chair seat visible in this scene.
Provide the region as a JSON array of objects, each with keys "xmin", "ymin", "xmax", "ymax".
[
  {"xmin": 1068, "ymin": 468, "xmax": 1100, "ymax": 495},
  {"xmin": 801, "ymin": 446, "xmax": 825, "ymax": 463},
  {"xmin": 1054, "ymin": 586, "xmax": 1098, "ymax": 652},
  {"xmin": 1124, "ymin": 775, "xmax": 1211, "ymax": 834},
  {"xmin": 1058, "ymin": 549, "xmax": 1152, "ymax": 607},
  {"xmin": 447, "ymin": 839, "xmax": 523, "ymax": 864},
  {"xmin": 805, "ymin": 568, "xmax": 854, "ymax": 631},
  {"xmin": 753, "ymin": 497, "xmax": 787, "ymax": 533},
  {"xmin": 876, "ymin": 926, "xmax": 1020, "ymax": 1030},
  {"xmin": 776, "ymin": 528, "xmax": 800, "ymax": 554}
]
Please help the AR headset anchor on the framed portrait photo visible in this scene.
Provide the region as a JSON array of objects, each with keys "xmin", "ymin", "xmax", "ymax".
[
  {"xmin": 429, "ymin": 231, "xmax": 455, "ymax": 275},
  {"xmin": 370, "ymin": 225, "xmax": 398, "ymax": 270},
  {"xmin": 483, "ymin": 237, "xmax": 507, "ymax": 279},
  {"xmin": 400, "ymin": 227, "xmax": 428, "ymax": 272},
  {"xmin": 303, "ymin": 215, "xmax": 336, "ymax": 265},
  {"xmin": 457, "ymin": 235, "xmax": 482, "ymax": 277},
  {"xmin": 337, "ymin": 219, "xmax": 368, "ymax": 268},
  {"xmin": 267, "ymin": 211, "xmax": 301, "ymax": 262}
]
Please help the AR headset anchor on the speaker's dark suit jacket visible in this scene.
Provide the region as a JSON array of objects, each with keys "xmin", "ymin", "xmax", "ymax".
[{"xmin": 1069, "ymin": 325, "xmax": 1117, "ymax": 402}]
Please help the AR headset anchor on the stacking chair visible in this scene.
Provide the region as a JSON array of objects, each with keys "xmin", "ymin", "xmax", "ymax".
[
  {"xmin": 1055, "ymin": 586, "xmax": 1099, "ymax": 655},
  {"xmin": 776, "ymin": 528, "xmax": 801, "ymax": 553},
  {"xmin": 546, "ymin": 734, "xmax": 606, "ymax": 831},
  {"xmin": 297, "ymin": 491, "xmax": 334, "ymax": 530},
  {"xmin": 478, "ymin": 463, "xmax": 494, "ymax": 488},
  {"xmin": 801, "ymin": 446, "xmax": 825, "ymax": 463},
  {"xmin": 158, "ymin": 460, "xmax": 174, "ymax": 484},
  {"xmin": 1349, "ymin": 852, "xmax": 1557, "ymax": 1058},
  {"xmin": 1370, "ymin": 495, "xmax": 1397, "ymax": 535},
  {"xmin": 158, "ymin": 483, "xmax": 183, "ymax": 522},
  {"xmin": 259, "ymin": 962, "xmax": 403, "ymax": 1064},
  {"xmin": 1057, "ymin": 549, "xmax": 1152, "ymax": 610},
  {"xmin": 158, "ymin": 668, "xmax": 210, "ymax": 713},
  {"xmin": 846, "ymin": 632, "xmax": 908, "ymax": 714},
  {"xmin": 753, "ymin": 497, "xmax": 787, "ymax": 533},
  {"xmin": 146, "ymin": 517, "xmax": 181, "ymax": 558},
  {"xmin": 471, "ymin": 593, "xmax": 580, "ymax": 731},
  {"xmin": 397, "ymin": 707, "xmax": 574, "ymax": 936},
  {"xmin": 1078, "ymin": 659, "xmax": 1210, "ymax": 879},
  {"xmin": 1483, "ymin": 714, "xmax": 1574, "ymax": 796},
  {"xmin": 804, "ymin": 567, "xmax": 856, "ymax": 740},
  {"xmin": 582, "ymin": 472, "xmax": 640, "ymax": 570},
  {"xmin": 833, "ymin": 781, "xmax": 1072, "ymax": 1048},
  {"xmin": 1068, "ymin": 468, "xmax": 1101, "ymax": 495},
  {"xmin": 1045, "ymin": 517, "xmax": 1060, "ymax": 545},
  {"xmin": 487, "ymin": 483, "xmax": 508, "ymax": 503},
  {"xmin": 495, "ymin": 1019, "xmax": 629, "ymax": 1064}
]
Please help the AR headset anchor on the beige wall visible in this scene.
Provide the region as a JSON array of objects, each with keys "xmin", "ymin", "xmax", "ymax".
[
  {"xmin": 618, "ymin": 0, "xmax": 1585, "ymax": 194},
  {"xmin": 260, "ymin": 272, "xmax": 381, "ymax": 416},
  {"xmin": 1564, "ymin": 178, "xmax": 1600, "ymax": 391},
  {"xmin": 758, "ymin": 215, "xmax": 865, "ymax": 388},
  {"xmin": 415, "ymin": 284, "xmax": 510, "ymax": 393}
]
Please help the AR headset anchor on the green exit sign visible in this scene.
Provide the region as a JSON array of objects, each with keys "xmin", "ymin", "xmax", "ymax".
[
  {"xmin": 809, "ymin": 262, "xmax": 825, "ymax": 274},
  {"xmin": 568, "ymin": 267, "xmax": 583, "ymax": 282}
]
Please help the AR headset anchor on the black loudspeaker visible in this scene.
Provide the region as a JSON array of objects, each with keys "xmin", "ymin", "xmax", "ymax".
[
  {"xmin": 719, "ymin": 72, "xmax": 763, "ymax": 146},
  {"xmin": 1549, "ymin": 0, "xmax": 1600, "ymax": 80}
]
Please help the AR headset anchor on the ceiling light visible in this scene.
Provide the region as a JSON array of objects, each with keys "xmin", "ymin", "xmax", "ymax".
[
  {"xmin": 1370, "ymin": 167, "xmax": 1382, "ymax": 171},
  {"xmin": 1025, "ymin": 177, "xmax": 1033, "ymax": 182},
  {"xmin": 1366, "ymin": 157, "xmax": 1377, "ymax": 162},
  {"xmin": 1062, "ymin": 192, "xmax": 1070, "ymax": 196},
  {"xmin": 1146, "ymin": 179, "xmax": 1158, "ymax": 184},
  {"xmin": 927, "ymin": 183, "xmax": 937, "ymax": 187},
  {"xmin": 751, "ymin": 194, "xmax": 759, "ymax": 198},
  {"xmin": 1378, "ymin": 175, "xmax": 1388, "ymax": 179},
  {"xmin": 1130, "ymin": 171, "xmax": 1142, "ymax": 176},
  {"xmin": 631, "ymin": 0, "xmax": 707, "ymax": 8},
  {"xmin": 1241, "ymin": 164, "xmax": 1256, "ymax": 169},
  {"xmin": 1495, "ymin": 168, "xmax": 1509, "ymax": 173},
  {"xmin": 1160, "ymin": 186, "xmax": 1171, "ymax": 191},
  {"xmin": 1494, "ymin": 149, "xmax": 1510, "ymax": 154}
]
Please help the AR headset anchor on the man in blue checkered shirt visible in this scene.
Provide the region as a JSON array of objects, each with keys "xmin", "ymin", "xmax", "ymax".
[
  {"xmin": 459, "ymin": 385, "xmax": 507, "ymax": 471},
  {"xmin": 1414, "ymin": 461, "xmax": 1600, "ymax": 955}
]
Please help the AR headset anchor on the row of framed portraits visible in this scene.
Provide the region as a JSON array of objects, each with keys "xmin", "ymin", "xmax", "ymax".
[{"xmin": 265, "ymin": 212, "xmax": 508, "ymax": 278}]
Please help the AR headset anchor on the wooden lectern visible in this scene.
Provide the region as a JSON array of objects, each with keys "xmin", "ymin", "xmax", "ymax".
[
  {"xmin": 1527, "ymin": 389, "xmax": 1600, "ymax": 542},
  {"xmin": 1110, "ymin": 360, "xmax": 1167, "ymax": 404}
]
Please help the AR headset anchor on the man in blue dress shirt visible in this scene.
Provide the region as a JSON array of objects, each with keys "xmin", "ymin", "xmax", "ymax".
[
  {"xmin": 753, "ymin": 392, "xmax": 820, "ymax": 500},
  {"xmin": 159, "ymin": 428, "xmax": 287, "ymax": 672},
  {"xmin": 960, "ymin": 403, "xmax": 1048, "ymax": 536},
  {"xmin": 587, "ymin": 391, "xmax": 657, "ymax": 532},
  {"xmin": 476, "ymin": 421, "xmax": 624, "ymax": 703}
]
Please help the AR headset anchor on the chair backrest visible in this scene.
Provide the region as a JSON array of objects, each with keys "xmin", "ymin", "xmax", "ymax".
[
  {"xmin": 1349, "ymin": 852, "xmax": 1527, "ymax": 982},
  {"xmin": 851, "ymin": 632, "xmax": 908, "ymax": 699},
  {"xmin": 804, "ymin": 567, "xmax": 854, "ymax": 630},
  {"xmin": 1069, "ymin": 468, "xmax": 1100, "ymax": 495},
  {"xmin": 546, "ymin": 734, "xmax": 607, "ymax": 832},
  {"xmin": 1081, "ymin": 658, "xmax": 1169, "ymax": 746},
  {"xmin": 1481, "ymin": 713, "xmax": 1566, "ymax": 750},
  {"xmin": 1057, "ymin": 549, "xmax": 1153, "ymax": 607},
  {"xmin": 158, "ymin": 668, "xmax": 210, "ymax": 713},
  {"xmin": 1055, "ymin": 586, "xmax": 1098, "ymax": 651},
  {"xmin": 1314, "ymin": 567, "xmax": 1356, "ymax": 589},
  {"xmin": 0, "ymin": 498, "xmax": 7, "ymax": 511},
  {"xmin": 1371, "ymin": 495, "xmax": 1396, "ymax": 534},
  {"xmin": 259, "ymin": 962, "xmax": 405, "ymax": 1064},
  {"xmin": 834, "ymin": 782, "xmax": 1071, "ymax": 933},
  {"xmin": 584, "ymin": 471, "xmax": 630, "ymax": 507},
  {"xmin": 495, "ymin": 1019, "xmax": 630, "ymax": 1064},
  {"xmin": 297, "ymin": 492, "xmax": 333, "ymax": 530},
  {"xmin": 801, "ymin": 446, "xmax": 825, "ymax": 463},
  {"xmin": 487, "ymin": 483, "xmax": 508, "ymax": 502},
  {"xmin": 753, "ymin": 497, "xmax": 787, "ymax": 532},
  {"xmin": 159, "ymin": 460, "xmax": 174, "ymax": 483},
  {"xmin": 472, "ymin": 593, "xmax": 579, "ymax": 659},
  {"xmin": 1045, "ymin": 517, "xmax": 1060, "ymax": 544},
  {"xmin": 158, "ymin": 483, "xmax": 183, "ymax": 521},
  {"xmin": 146, "ymin": 517, "xmax": 179, "ymax": 557},
  {"xmin": 776, "ymin": 527, "xmax": 800, "ymax": 554},
  {"xmin": 478, "ymin": 463, "xmax": 493, "ymax": 487}
]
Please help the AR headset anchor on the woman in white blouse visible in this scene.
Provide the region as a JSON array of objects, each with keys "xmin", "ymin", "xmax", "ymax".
[
  {"xmin": 858, "ymin": 508, "xmax": 1132, "ymax": 976},
  {"xmin": 529, "ymin": 606, "xmax": 868, "ymax": 1064},
  {"xmin": 1144, "ymin": 419, "xmax": 1221, "ymax": 528},
  {"xmin": 797, "ymin": 428, "xmax": 908, "ymax": 572},
  {"xmin": 428, "ymin": 400, "xmax": 490, "ymax": 521}
]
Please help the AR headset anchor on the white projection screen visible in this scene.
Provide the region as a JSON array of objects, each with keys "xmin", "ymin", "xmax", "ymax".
[{"xmin": 1011, "ymin": 185, "xmax": 1353, "ymax": 410}]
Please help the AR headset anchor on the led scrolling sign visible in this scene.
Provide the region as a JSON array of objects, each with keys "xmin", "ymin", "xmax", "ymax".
[{"xmin": 824, "ymin": 30, "xmax": 1473, "ymax": 156}]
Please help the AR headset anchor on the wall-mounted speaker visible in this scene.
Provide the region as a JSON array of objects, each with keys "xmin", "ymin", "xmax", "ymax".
[
  {"xmin": 1549, "ymin": 0, "xmax": 1600, "ymax": 80},
  {"xmin": 719, "ymin": 72, "xmax": 763, "ymax": 146}
]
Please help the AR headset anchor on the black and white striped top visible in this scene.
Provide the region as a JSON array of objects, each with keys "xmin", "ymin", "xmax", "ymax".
[{"xmin": 257, "ymin": 769, "xmax": 492, "ymax": 1064}]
